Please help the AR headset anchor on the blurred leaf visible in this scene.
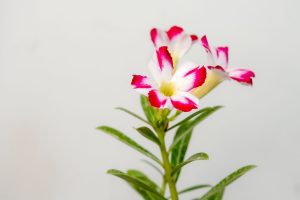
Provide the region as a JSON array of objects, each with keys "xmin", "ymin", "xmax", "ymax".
[
  {"xmin": 140, "ymin": 95, "xmax": 157, "ymax": 126},
  {"xmin": 127, "ymin": 169, "xmax": 160, "ymax": 200},
  {"xmin": 127, "ymin": 169, "xmax": 160, "ymax": 191},
  {"xmin": 177, "ymin": 184, "xmax": 211, "ymax": 196},
  {"xmin": 107, "ymin": 169, "xmax": 166, "ymax": 200},
  {"xmin": 130, "ymin": 188, "xmax": 154, "ymax": 200},
  {"xmin": 136, "ymin": 127, "xmax": 160, "ymax": 145},
  {"xmin": 116, "ymin": 107, "xmax": 150, "ymax": 125},
  {"xmin": 168, "ymin": 107, "xmax": 212, "ymax": 131},
  {"xmin": 197, "ymin": 165, "xmax": 256, "ymax": 200},
  {"xmin": 171, "ymin": 153, "xmax": 209, "ymax": 175},
  {"xmin": 141, "ymin": 159, "xmax": 164, "ymax": 176},
  {"xmin": 97, "ymin": 126, "xmax": 161, "ymax": 165},
  {"xmin": 169, "ymin": 106, "xmax": 223, "ymax": 152},
  {"xmin": 170, "ymin": 121, "xmax": 193, "ymax": 182},
  {"xmin": 207, "ymin": 189, "xmax": 224, "ymax": 200}
]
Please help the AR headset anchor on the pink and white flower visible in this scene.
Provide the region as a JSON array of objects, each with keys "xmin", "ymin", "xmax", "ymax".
[
  {"xmin": 150, "ymin": 25, "xmax": 198, "ymax": 67},
  {"xmin": 201, "ymin": 35, "xmax": 255, "ymax": 85},
  {"xmin": 131, "ymin": 46, "xmax": 206, "ymax": 112},
  {"xmin": 193, "ymin": 36, "xmax": 255, "ymax": 98}
]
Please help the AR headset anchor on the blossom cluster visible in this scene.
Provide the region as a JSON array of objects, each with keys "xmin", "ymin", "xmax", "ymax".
[{"xmin": 131, "ymin": 26, "xmax": 255, "ymax": 112}]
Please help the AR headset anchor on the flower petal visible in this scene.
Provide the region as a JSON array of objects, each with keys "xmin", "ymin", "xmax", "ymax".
[
  {"xmin": 169, "ymin": 33, "xmax": 192, "ymax": 59},
  {"xmin": 131, "ymin": 75, "xmax": 152, "ymax": 88},
  {"xmin": 149, "ymin": 46, "xmax": 174, "ymax": 82},
  {"xmin": 148, "ymin": 52, "xmax": 173, "ymax": 85},
  {"xmin": 207, "ymin": 65, "xmax": 226, "ymax": 72},
  {"xmin": 172, "ymin": 64, "xmax": 207, "ymax": 92},
  {"xmin": 170, "ymin": 92, "xmax": 199, "ymax": 112},
  {"xmin": 131, "ymin": 75, "xmax": 152, "ymax": 95},
  {"xmin": 228, "ymin": 68, "xmax": 255, "ymax": 85},
  {"xmin": 148, "ymin": 90, "xmax": 167, "ymax": 108},
  {"xmin": 216, "ymin": 47, "xmax": 229, "ymax": 68},
  {"xmin": 201, "ymin": 35, "xmax": 216, "ymax": 66},
  {"xmin": 190, "ymin": 34, "xmax": 198, "ymax": 42},
  {"xmin": 148, "ymin": 59, "xmax": 161, "ymax": 85},
  {"xmin": 201, "ymin": 35, "xmax": 212, "ymax": 53},
  {"xmin": 156, "ymin": 46, "xmax": 173, "ymax": 70},
  {"xmin": 150, "ymin": 28, "xmax": 169, "ymax": 47},
  {"xmin": 167, "ymin": 26, "xmax": 184, "ymax": 40}
]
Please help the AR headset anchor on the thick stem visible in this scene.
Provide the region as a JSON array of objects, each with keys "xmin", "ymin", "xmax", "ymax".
[{"xmin": 158, "ymin": 131, "xmax": 178, "ymax": 200}]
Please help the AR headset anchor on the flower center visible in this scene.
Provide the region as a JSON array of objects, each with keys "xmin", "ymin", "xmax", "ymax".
[{"xmin": 159, "ymin": 81, "xmax": 176, "ymax": 97}]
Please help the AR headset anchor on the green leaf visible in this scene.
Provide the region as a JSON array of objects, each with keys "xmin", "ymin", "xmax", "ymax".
[
  {"xmin": 140, "ymin": 95, "xmax": 157, "ymax": 126},
  {"xmin": 169, "ymin": 106, "xmax": 223, "ymax": 152},
  {"xmin": 97, "ymin": 126, "xmax": 161, "ymax": 165},
  {"xmin": 170, "ymin": 120, "xmax": 193, "ymax": 182},
  {"xmin": 171, "ymin": 153, "xmax": 209, "ymax": 175},
  {"xmin": 116, "ymin": 107, "xmax": 150, "ymax": 125},
  {"xmin": 141, "ymin": 159, "xmax": 164, "ymax": 176},
  {"xmin": 131, "ymin": 188, "xmax": 154, "ymax": 200},
  {"xmin": 127, "ymin": 170, "xmax": 160, "ymax": 191},
  {"xmin": 178, "ymin": 184, "xmax": 211, "ymax": 195},
  {"xmin": 135, "ymin": 127, "xmax": 160, "ymax": 145},
  {"xmin": 197, "ymin": 165, "xmax": 256, "ymax": 200},
  {"xmin": 168, "ymin": 107, "xmax": 212, "ymax": 131},
  {"xmin": 107, "ymin": 169, "xmax": 167, "ymax": 200},
  {"xmin": 127, "ymin": 169, "xmax": 160, "ymax": 200},
  {"xmin": 207, "ymin": 189, "xmax": 224, "ymax": 200}
]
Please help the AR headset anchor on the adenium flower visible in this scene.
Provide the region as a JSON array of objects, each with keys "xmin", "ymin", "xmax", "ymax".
[
  {"xmin": 150, "ymin": 25, "xmax": 198, "ymax": 67},
  {"xmin": 131, "ymin": 46, "xmax": 206, "ymax": 112},
  {"xmin": 193, "ymin": 35, "xmax": 255, "ymax": 98}
]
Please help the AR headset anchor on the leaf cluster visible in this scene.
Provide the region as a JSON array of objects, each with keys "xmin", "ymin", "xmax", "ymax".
[{"xmin": 97, "ymin": 95, "xmax": 255, "ymax": 199}]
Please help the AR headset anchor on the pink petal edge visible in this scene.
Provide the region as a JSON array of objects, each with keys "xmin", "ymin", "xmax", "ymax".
[
  {"xmin": 156, "ymin": 46, "xmax": 173, "ymax": 70},
  {"xmin": 229, "ymin": 69, "xmax": 255, "ymax": 85},
  {"xmin": 201, "ymin": 35, "xmax": 212, "ymax": 53},
  {"xmin": 148, "ymin": 90, "xmax": 167, "ymax": 108},
  {"xmin": 183, "ymin": 66, "xmax": 207, "ymax": 91},
  {"xmin": 167, "ymin": 25, "xmax": 184, "ymax": 40},
  {"xmin": 131, "ymin": 75, "xmax": 152, "ymax": 89},
  {"xmin": 171, "ymin": 96, "xmax": 198, "ymax": 112}
]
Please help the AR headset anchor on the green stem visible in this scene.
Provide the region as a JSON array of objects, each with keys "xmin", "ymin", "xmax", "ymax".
[
  {"xmin": 160, "ymin": 178, "xmax": 167, "ymax": 195},
  {"xmin": 157, "ymin": 131, "xmax": 178, "ymax": 200}
]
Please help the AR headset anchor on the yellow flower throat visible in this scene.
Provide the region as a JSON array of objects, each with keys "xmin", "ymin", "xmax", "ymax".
[{"xmin": 159, "ymin": 82, "xmax": 176, "ymax": 97}]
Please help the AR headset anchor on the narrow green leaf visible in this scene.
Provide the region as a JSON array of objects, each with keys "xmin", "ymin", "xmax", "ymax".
[
  {"xmin": 132, "ymin": 188, "xmax": 154, "ymax": 200},
  {"xmin": 168, "ymin": 107, "xmax": 212, "ymax": 131},
  {"xmin": 170, "ymin": 120, "xmax": 193, "ymax": 182},
  {"xmin": 169, "ymin": 106, "xmax": 223, "ymax": 152},
  {"xmin": 116, "ymin": 107, "xmax": 150, "ymax": 125},
  {"xmin": 197, "ymin": 165, "xmax": 256, "ymax": 200},
  {"xmin": 171, "ymin": 153, "xmax": 209, "ymax": 175},
  {"xmin": 208, "ymin": 189, "xmax": 224, "ymax": 200},
  {"xmin": 178, "ymin": 184, "xmax": 211, "ymax": 195},
  {"xmin": 132, "ymin": 188, "xmax": 153, "ymax": 200},
  {"xmin": 127, "ymin": 169, "xmax": 160, "ymax": 200},
  {"xmin": 141, "ymin": 159, "xmax": 164, "ymax": 176},
  {"xmin": 97, "ymin": 126, "xmax": 161, "ymax": 165},
  {"xmin": 107, "ymin": 169, "xmax": 167, "ymax": 200},
  {"xmin": 135, "ymin": 127, "xmax": 160, "ymax": 145},
  {"xmin": 140, "ymin": 95, "xmax": 157, "ymax": 126},
  {"xmin": 127, "ymin": 170, "xmax": 160, "ymax": 191}
]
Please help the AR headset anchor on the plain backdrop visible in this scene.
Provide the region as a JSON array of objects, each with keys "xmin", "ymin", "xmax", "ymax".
[{"xmin": 0, "ymin": 0, "xmax": 300, "ymax": 199}]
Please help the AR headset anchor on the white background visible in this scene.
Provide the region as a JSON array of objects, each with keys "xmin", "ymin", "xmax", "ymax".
[{"xmin": 0, "ymin": 0, "xmax": 299, "ymax": 199}]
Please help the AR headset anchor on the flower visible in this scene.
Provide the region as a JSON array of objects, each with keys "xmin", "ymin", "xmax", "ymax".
[
  {"xmin": 131, "ymin": 46, "xmax": 206, "ymax": 112},
  {"xmin": 150, "ymin": 25, "xmax": 198, "ymax": 67},
  {"xmin": 192, "ymin": 35, "xmax": 255, "ymax": 98}
]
